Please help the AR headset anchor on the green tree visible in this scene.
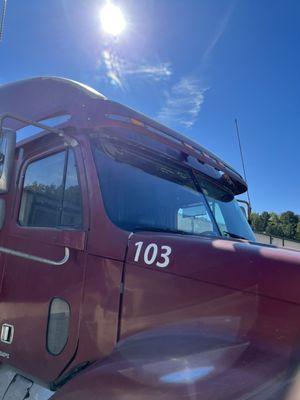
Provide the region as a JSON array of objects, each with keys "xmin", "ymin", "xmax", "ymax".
[
  {"xmin": 296, "ymin": 222, "xmax": 300, "ymax": 241},
  {"xmin": 250, "ymin": 210, "xmax": 300, "ymax": 241},
  {"xmin": 266, "ymin": 223, "xmax": 284, "ymax": 238},
  {"xmin": 250, "ymin": 212, "xmax": 263, "ymax": 232},
  {"xmin": 260, "ymin": 211, "xmax": 270, "ymax": 231},
  {"xmin": 280, "ymin": 211, "xmax": 298, "ymax": 239},
  {"xmin": 280, "ymin": 211, "xmax": 298, "ymax": 226}
]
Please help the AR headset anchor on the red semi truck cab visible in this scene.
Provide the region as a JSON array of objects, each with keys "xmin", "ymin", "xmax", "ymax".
[{"xmin": 0, "ymin": 77, "xmax": 299, "ymax": 400}]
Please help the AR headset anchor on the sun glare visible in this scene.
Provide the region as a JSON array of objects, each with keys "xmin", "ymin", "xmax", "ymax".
[{"xmin": 100, "ymin": 2, "xmax": 126, "ymax": 37}]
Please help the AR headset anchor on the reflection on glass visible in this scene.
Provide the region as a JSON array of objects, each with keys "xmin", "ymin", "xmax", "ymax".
[{"xmin": 92, "ymin": 136, "xmax": 255, "ymax": 241}]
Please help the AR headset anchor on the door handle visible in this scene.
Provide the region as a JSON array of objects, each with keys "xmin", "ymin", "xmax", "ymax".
[{"xmin": 0, "ymin": 246, "xmax": 70, "ymax": 266}]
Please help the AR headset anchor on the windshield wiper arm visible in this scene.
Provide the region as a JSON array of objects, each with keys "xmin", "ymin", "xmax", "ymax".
[
  {"xmin": 223, "ymin": 231, "xmax": 247, "ymax": 240},
  {"xmin": 130, "ymin": 226, "xmax": 194, "ymax": 235}
]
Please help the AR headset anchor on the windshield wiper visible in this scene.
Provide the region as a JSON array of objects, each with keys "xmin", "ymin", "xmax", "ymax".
[
  {"xmin": 223, "ymin": 231, "xmax": 247, "ymax": 240},
  {"xmin": 130, "ymin": 226, "xmax": 195, "ymax": 236},
  {"xmin": 130, "ymin": 226, "xmax": 219, "ymax": 238}
]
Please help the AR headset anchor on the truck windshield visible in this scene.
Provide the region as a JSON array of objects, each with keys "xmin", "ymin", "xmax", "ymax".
[{"xmin": 92, "ymin": 137, "xmax": 255, "ymax": 242}]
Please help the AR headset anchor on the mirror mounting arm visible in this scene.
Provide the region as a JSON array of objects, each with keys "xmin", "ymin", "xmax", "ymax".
[{"xmin": 0, "ymin": 113, "xmax": 78, "ymax": 147}]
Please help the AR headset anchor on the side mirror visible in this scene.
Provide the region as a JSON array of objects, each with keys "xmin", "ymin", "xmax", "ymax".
[
  {"xmin": 237, "ymin": 199, "xmax": 252, "ymax": 225},
  {"xmin": 240, "ymin": 206, "xmax": 247, "ymax": 218},
  {"xmin": 0, "ymin": 127, "xmax": 16, "ymax": 193},
  {"xmin": 0, "ymin": 199, "xmax": 5, "ymax": 229}
]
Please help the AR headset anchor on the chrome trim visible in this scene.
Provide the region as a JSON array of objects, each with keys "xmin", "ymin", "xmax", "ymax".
[
  {"xmin": 0, "ymin": 127, "xmax": 16, "ymax": 193},
  {"xmin": 1, "ymin": 323, "xmax": 14, "ymax": 344},
  {"xmin": 0, "ymin": 246, "xmax": 70, "ymax": 266},
  {"xmin": 0, "ymin": 113, "xmax": 78, "ymax": 147}
]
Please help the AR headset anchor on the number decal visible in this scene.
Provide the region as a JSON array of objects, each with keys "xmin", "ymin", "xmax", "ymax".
[
  {"xmin": 134, "ymin": 242, "xmax": 143, "ymax": 262},
  {"xmin": 133, "ymin": 242, "xmax": 172, "ymax": 268},
  {"xmin": 156, "ymin": 245, "xmax": 172, "ymax": 268},
  {"xmin": 144, "ymin": 244, "xmax": 158, "ymax": 265}
]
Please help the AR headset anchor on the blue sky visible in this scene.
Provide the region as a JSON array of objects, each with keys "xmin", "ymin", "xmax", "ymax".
[{"xmin": 1, "ymin": 0, "xmax": 299, "ymax": 214}]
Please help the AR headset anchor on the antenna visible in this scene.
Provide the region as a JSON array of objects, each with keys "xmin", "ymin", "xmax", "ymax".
[
  {"xmin": 235, "ymin": 118, "xmax": 251, "ymax": 206},
  {"xmin": 0, "ymin": 0, "xmax": 7, "ymax": 42}
]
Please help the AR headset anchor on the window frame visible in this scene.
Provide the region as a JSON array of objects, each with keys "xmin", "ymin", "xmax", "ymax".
[
  {"xmin": 16, "ymin": 145, "xmax": 85, "ymax": 232},
  {"xmin": 60, "ymin": 149, "xmax": 84, "ymax": 229}
]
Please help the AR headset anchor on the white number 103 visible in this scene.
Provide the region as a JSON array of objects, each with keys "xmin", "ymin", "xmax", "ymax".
[{"xmin": 134, "ymin": 242, "xmax": 172, "ymax": 268}]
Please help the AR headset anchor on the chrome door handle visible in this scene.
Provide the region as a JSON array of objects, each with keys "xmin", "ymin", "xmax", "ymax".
[{"xmin": 0, "ymin": 246, "xmax": 70, "ymax": 266}]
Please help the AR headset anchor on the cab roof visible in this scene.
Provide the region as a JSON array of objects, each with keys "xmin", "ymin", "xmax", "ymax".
[{"xmin": 0, "ymin": 76, "xmax": 247, "ymax": 194}]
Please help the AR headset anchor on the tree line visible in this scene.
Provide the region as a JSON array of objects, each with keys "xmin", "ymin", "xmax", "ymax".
[{"xmin": 250, "ymin": 211, "xmax": 300, "ymax": 241}]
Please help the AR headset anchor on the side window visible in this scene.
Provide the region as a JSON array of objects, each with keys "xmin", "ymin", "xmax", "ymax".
[{"xmin": 19, "ymin": 150, "xmax": 82, "ymax": 229}]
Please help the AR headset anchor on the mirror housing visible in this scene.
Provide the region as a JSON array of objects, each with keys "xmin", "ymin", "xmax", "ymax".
[
  {"xmin": 0, "ymin": 199, "xmax": 5, "ymax": 229},
  {"xmin": 237, "ymin": 199, "xmax": 252, "ymax": 225},
  {"xmin": 0, "ymin": 127, "xmax": 16, "ymax": 193}
]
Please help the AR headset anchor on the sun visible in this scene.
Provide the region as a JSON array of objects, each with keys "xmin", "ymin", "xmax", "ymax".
[{"xmin": 100, "ymin": 2, "xmax": 126, "ymax": 37}]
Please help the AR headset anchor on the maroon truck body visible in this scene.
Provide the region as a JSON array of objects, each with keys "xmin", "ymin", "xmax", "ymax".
[{"xmin": 0, "ymin": 77, "xmax": 300, "ymax": 400}]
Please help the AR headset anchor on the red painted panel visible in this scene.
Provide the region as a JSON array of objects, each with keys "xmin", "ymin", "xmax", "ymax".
[
  {"xmin": 51, "ymin": 253, "xmax": 299, "ymax": 400},
  {"xmin": 0, "ymin": 233, "xmax": 86, "ymax": 382},
  {"xmin": 51, "ymin": 347, "xmax": 290, "ymax": 400},
  {"xmin": 125, "ymin": 233, "xmax": 300, "ymax": 304},
  {"xmin": 61, "ymin": 255, "xmax": 124, "ymax": 379}
]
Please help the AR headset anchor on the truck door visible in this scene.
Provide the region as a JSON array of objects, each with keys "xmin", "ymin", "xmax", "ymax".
[
  {"xmin": 0, "ymin": 144, "xmax": 88, "ymax": 383},
  {"xmin": 0, "ymin": 198, "xmax": 5, "ymax": 293}
]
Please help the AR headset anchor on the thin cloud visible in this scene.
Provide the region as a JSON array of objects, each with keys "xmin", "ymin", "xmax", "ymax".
[
  {"xmin": 100, "ymin": 49, "xmax": 172, "ymax": 88},
  {"xmin": 102, "ymin": 49, "xmax": 124, "ymax": 88},
  {"xmin": 202, "ymin": 2, "xmax": 235, "ymax": 62},
  {"xmin": 124, "ymin": 63, "xmax": 172, "ymax": 80},
  {"xmin": 155, "ymin": 4, "xmax": 235, "ymax": 128},
  {"xmin": 157, "ymin": 76, "xmax": 208, "ymax": 129}
]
